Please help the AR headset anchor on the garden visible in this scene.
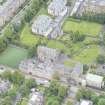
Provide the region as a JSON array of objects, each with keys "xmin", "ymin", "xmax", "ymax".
[{"xmin": 63, "ymin": 18, "xmax": 102, "ymax": 36}]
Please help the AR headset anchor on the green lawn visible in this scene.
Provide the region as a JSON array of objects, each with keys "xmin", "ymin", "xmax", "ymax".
[
  {"xmin": 20, "ymin": 24, "xmax": 40, "ymax": 47},
  {"xmin": 73, "ymin": 45, "xmax": 99, "ymax": 64},
  {"xmin": 64, "ymin": 60, "xmax": 75, "ymax": 68},
  {"xmin": 0, "ymin": 46, "xmax": 28, "ymax": 68},
  {"xmin": 63, "ymin": 19, "xmax": 102, "ymax": 36},
  {"xmin": 47, "ymin": 40, "xmax": 65, "ymax": 50}
]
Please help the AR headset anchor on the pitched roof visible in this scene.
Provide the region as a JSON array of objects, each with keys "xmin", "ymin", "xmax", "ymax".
[
  {"xmin": 48, "ymin": 0, "xmax": 67, "ymax": 14},
  {"xmin": 32, "ymin": 15, "xmax": 52, "ymax": 33},
  {"xmin": 86, "ymin": 73, "xmax": 104, "ymax": 83}
]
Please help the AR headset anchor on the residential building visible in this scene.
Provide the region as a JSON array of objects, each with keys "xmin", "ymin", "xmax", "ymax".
[
  {"xmin": 48, "ymin": 0, "xmax": 68, "ymax": 16},
  {"xmin": 80, "ymin": 100, "xmax": 93, "ymax": 105},
  {"xmin": 85, "ymin": 73, "xmax": 104, "ymax": 89},
  {"xmin": 81, "ymin": 0, "xmax": 105, "ymax": 14},
  {"xmin": 19, "ymin": 59, "xmax": 55, "ymax": 80},
  {"xmin": 28, "ymin": 89, "xmax": 44, "ymax": 105},
  {"xmin": 19, "ymin": 46, "xmax": 61, "ymax": 80},
  {"xmin": 0, "ymin": 0, "xmax": 26, "ymax": 27},
  {"xmin": 37, "ymin": 46, "xmax": 60, "ymax": 62},
  {"xmin": 0, "ymin": 79, "xmax": 11, "ymax": 94},
  {"xmin": 32, "ymin": 15, "xmax": 53, "ymax": 37}
]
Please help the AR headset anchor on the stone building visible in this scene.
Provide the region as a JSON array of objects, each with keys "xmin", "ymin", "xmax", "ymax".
[
  {"xmin": 80, "ymin": 0, "xmax": 105, "ymax": 14},
  {"xmin": 19, "ymin": 46, "xmax": 61, "ymax": 80},
  {"xmin": 32, "ymin": 15, "xmax": 53, "ymax": 37},
  {"xmin": 37, "ymin": 46, "xmax": 60, "ymax": 62},
  {"xmin": 48, "ymin": 0, "xmax": 68, "ymax": 16},
  {"xmin": 0, "ymin": 0, "xmax": 26, "ymax": 27}
]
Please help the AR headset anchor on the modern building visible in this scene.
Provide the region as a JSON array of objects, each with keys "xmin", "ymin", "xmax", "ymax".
[
  {"xmin": 86, "ymin": 73, "xmax": 104, "ymax": 89},
  {"xmin": 32, "ymin": 15, "xmax": 53, "ymax": 37},
  {"xmin": 80, "ymin": 100, "xmax": 93, "ymax": 105},
  {"xmin": 48, "ymin": 0, "xmax": 68, "ymax": 16},
  {"xmin": 37, "ymin": 46, "xmax": 60, "ymax": 62}
]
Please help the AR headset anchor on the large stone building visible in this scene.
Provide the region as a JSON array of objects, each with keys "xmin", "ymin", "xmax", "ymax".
[
  {"xmin": 19, "ymin": 46, "xmax": 61, "ymax": 80},
  {"xmin": 81, "ymin": 0, "xmax": 105, "ymax": 14},
  {"xmin": 37, "ymin": 46, "xmax": 60, "ymax": 62},
  {"xmin": 48, "ymin": 0, "xmax": 68, "ymax": 16},
  {"xmin": 32, "ymin": 15, "xmax": 53, "ymax": 37},
  {"xmin": 32, "ymin": 15, "xmax": 63, "ymax": 39}
]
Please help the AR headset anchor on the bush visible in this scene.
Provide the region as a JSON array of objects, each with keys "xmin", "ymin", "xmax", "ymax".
[{"xmin": 96, "ymin": 55, "xmax": 105, "ymax": 64}]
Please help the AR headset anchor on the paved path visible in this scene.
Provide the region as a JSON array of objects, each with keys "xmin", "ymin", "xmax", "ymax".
[{"xmin": 70, "ymin": 0, "xmax": 84, "ymax": 16}]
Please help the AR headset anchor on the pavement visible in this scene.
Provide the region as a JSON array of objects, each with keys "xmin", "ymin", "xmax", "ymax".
[{"xmin": 70, "ymin": 0, "xmax": 84, "ymax": 16}]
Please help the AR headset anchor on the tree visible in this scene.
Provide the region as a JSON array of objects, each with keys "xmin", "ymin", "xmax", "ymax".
[
  {"xmin": 45, "ymin": 80, "xmax": 68, "ymax": 105},
  {"xmin": 98, "ymin": 98, "xmax": 105, "ymax": 105},
  {"xmin": 1, "ymin": 71, "xmax": 12, "ymax": 81},
  {"xmin": 58, "ymin": 85, "xmax": 68, "ymax": 98},
  {"xmin": 76, "ymin": 89, "xmax": 83, "ymax": 101},
  {"xmin": 71, "ymin": 31, "xmax": 85, "ymax": 43},
  {"xmin": 11, "ymin": 70, "xmax": 25, "ymax": 85},
  {"xmin": 67, "ymin": 100, "xmax": 73, "ymax": 105},
  {"xmin": 0, "ymin": 38, "xmax": 7, "ymax": 52},
  {"xmin": 24, "ymin": 78, "xmax": 37, "ymax": 89},
  {"xmin": 96, "ymin": 55, "xmax": 105, "ymax": 64},
  {"xmin": 83, "ymin": 64, "xmax": 89, "ymax": 74}
]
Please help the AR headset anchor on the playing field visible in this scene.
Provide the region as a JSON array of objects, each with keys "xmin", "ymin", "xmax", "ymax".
[
  {"xmin": 0, "ymin": 46, "xmax": 28, "ymax": 68},
  {"xmin": 73, "ymin": 45, "xmax": 99, "ymax": 64},
  {"xmin": 63, "ymin": 19, "xmax": 102, "ymax": 36}
]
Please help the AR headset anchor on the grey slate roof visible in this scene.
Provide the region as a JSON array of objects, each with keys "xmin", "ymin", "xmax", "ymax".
[
  {"xmin": 32, "ymin": 15, "xmax": 53, "ymax": 33},
  {"xmin": 48, "ymin": 0, "xmax": 67, "ymax": 14}
]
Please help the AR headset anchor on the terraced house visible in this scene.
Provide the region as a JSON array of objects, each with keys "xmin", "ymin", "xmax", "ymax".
[
  {"xmin": 81, "ymin": 0, "xmax": 105, "ymax": 14},
  {"xmin": 48, "ymin": 0, "xmax": 68, "ymax": 16},
  {"xmin": 0, "ymin": 0, "xmax": 26, "ymax": 27}
]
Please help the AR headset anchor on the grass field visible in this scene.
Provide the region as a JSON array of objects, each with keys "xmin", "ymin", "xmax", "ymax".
[
  {"xmin": 47, "ymin": 40, "xmax": 65, "ymax": 50},
  {"xmin": 0, "ymin": 46, "xmax": 28, "ymax": 68},
  {"xmin": 20, "ymin": 24, "xmax": 40, "ymax": 47},
  {"xmin": 64, "ymin": 60, "xmax": 75, "ymax": 67},
  {"xmin": 73, "ymin": 45, "xmax": 99, "ymax": 64},
  {"xmin": 63, "ymin": 19, "xmax": 102, "ymax": 36}
]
